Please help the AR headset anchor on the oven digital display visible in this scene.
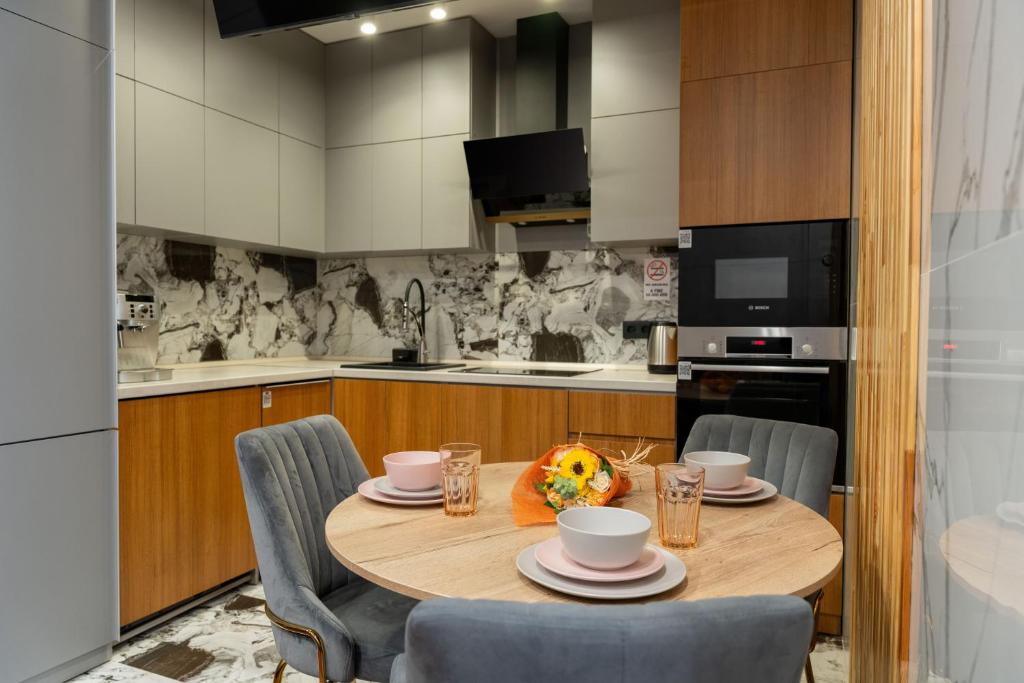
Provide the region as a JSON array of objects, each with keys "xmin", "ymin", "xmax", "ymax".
[
  {"xmin": 726, "ymin": 336, "xmax": 793, "ymax": 356},
  {"xmin": 714, "ymin": 257, "xmax": 789, "ymax": 299}
]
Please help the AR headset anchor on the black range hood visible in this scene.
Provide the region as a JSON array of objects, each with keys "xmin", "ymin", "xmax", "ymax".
[{"xmin": 463, "ymin": 13, "xmax": 590, "ymax": 227}]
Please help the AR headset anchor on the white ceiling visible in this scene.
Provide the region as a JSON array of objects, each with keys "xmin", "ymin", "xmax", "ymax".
[{"xmin": 301, "ymin": 0, "xmax": 593, "ymax": 44}]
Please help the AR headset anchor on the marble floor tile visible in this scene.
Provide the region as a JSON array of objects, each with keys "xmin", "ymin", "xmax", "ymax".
[{"xmin": 73, "ymin": 584, "xmax": 850, "ymax": 683}]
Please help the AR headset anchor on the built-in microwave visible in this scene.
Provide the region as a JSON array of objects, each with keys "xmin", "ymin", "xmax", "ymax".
[{"xmin": 677, "ymin": 221, "xmax": 848, "ymax": 329}]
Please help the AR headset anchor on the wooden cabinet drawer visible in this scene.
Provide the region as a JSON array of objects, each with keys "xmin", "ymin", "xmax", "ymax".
[
  {"xmin": 574, "ymin": 434, "xmax": 678, "ymax": 467},
  {"xmin": 568, "ymin": 391, "xmax": 676, "ymax": 440},
  {"xmin": 261, "ymin": 380, "xmax": 331, "ymax": 427}
]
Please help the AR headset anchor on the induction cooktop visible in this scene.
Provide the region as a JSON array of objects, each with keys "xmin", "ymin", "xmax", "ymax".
[{"xmin": 451, "ymin": 367, "xmax": 597, "ymax": 378}]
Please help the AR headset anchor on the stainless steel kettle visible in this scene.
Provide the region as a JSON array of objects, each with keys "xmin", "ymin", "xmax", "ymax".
[{"xmin": 647, "ymin": 321, "xmax": 678, "ymax": 374}]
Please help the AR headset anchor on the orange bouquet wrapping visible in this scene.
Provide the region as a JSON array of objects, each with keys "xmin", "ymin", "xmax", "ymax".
[{"xmin": 511, "ymin": 442, "xmax": 633, "ymax": 526}]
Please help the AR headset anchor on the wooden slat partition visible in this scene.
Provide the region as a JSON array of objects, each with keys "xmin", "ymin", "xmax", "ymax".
[{"xmin": 850, "ymin": 0, "xmax": 924, "ymax": 680}]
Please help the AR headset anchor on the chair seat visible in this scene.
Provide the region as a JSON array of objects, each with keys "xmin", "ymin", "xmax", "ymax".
[{"xmin": 322, "ymin": 578, "xmax": 418, "ymax": 682}]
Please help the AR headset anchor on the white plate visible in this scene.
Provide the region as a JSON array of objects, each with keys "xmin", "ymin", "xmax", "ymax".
[
  {"xmin": 702, "ymin": 480, "xmax": 778, "ymax": 504},
  {"xmin": 373, "ymin": 476, "xmax": 442, "ymax": 500},
  {"xmin": 358, "ymin": 479, "xmax": 442, "ymax": 506},
  {"xmin": 516, "ymin": 544, "xmax": 686, "ymax": 600}
]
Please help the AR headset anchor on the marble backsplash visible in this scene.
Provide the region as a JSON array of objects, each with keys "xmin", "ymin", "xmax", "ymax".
[{"xmin": 117, "ymin": 235, "xmax": 677, "ymax": 365}]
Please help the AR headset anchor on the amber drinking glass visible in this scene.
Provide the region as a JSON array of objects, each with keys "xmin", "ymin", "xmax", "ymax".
[
  {"xmin": 440, "ymin": 443, "xmax": 481, "ymax": 517},
  {"xmin": 656, "ymin": 463, "xmax": 705, "ymax": 548}
]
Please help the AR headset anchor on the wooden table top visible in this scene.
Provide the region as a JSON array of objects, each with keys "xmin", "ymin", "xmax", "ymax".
[
  {"xmin": 325, "ymin": 462, "xmax": 843, "ymax": 603},
  {"xmin": 940, "ymin": 515, "xmax": 1024, "ymax": 618}
]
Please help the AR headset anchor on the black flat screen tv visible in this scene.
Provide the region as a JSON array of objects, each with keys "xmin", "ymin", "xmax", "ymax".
[{"xmin": 212, "ymin": 0, "xmax": 424, "ymax": 37}]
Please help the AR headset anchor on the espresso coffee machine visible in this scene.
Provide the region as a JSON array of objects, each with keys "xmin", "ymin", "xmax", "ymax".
[{"xmin": 116, "ymin": 292, "xmax": 171, "ymax": 383}]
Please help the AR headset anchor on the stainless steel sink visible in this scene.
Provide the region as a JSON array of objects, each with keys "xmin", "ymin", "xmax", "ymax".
[{"xmin": 341, "ymin": 361, "xmax": 466, "ymax": 371}]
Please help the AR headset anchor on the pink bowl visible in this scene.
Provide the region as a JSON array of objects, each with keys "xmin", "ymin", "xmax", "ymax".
[{"xmin": 383, "ymin": 451, "xmax": 441, "ymax": 491}]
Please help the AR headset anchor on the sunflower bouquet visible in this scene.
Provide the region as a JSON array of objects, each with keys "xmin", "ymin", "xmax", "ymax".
[{"xmin": 511, "ymin": 440, "xmax": 653, "ymax": 526}]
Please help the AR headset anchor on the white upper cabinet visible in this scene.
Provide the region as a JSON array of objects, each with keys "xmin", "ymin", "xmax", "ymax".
[
  {"xmin": 277, "ymin": 30, "xmax": 325, "ymax": 147},
  {"xmin": 134, "ymin": 0, "xmax": 204, "ymax": 102},
  {"xmin": 372, "ymin": 27, "xmax": 422, "ymax": 143},
  {"xmin": 326, "ymin": 146, "xmax": 373, "ymax": 253},
  {"xmin": 0, "ymin": 10, "xmax": 116, "ymax": 443},
  {"xmin": 135, "ymin": 83, "xmax": 204, "ymax": 233},
  {"xmin": 326, "ymin": 38, "xmax": 373, "ymax": 148},
  {"xmin": 422, "ymin": 20, "xmax": 471, "ymax": 138},
  {"xmin": 372, "ymin": 139, "xmax": 421, "ymax": 250},
  {"xmin": 203, "ymin": 0, "xmax": 278, "ymax": 130},
  {"xmin": 591, "ymin": 0, "xmax": 680, "ymax": 117},
  {"xmin": 116, "ymin": 76, "xmax": 135, "ymax": 225},
  {"xmin": 422, "ymin": 134, "xmax": 476, "ymax": 250},
  {"xmin": 0, "ymin": 0, "xmax": 112, "ymax": 48},
  {"xmin": 280, "ymin": 136, "xmax": 325, "ymax": 252},
  {"xmin": 204, "ymin": 109, "xmax": 279, "ymax": 244},
  {"xmin": 115, "ymin": 0, "xmax": 134, "ymax": 77},
  {"xmin": 590, "ymin": 109, "xmax": 679, "ymax": 243}
]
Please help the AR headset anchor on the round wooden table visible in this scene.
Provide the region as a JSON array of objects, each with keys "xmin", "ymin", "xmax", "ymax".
[
  {"xmin": 326, "ymin": 462, "xmax": 843, "ymax": 603},
  {"xmin": 940, "ymin": 515, "xmax": 1024, "ymax": 618}
]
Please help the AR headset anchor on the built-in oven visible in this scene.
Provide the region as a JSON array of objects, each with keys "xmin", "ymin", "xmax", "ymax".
[
  {"xmin": 677, "ymin": 221, "xmax": 847, "ymax": 329},
  {"xmin": 676, "ymin": 359, "xmax": 847, "ymax": 485}
]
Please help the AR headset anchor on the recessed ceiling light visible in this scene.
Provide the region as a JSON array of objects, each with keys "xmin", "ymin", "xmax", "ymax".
[
  {"xmin": 360, "ymin": 21, "xmax": 377, "ymax": 35},
  {"xmin": 429, "ymin": 5, "xmax": 447, "ymax": 20}
]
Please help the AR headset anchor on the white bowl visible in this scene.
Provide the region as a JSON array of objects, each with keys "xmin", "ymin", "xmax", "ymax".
[
  {"xmin": 556, "ymin": 507, "xmax": 652, "ymax": 570},
  {"xmin": 683, "ymin": 451, "xmax": 751, "ymax": 490}
]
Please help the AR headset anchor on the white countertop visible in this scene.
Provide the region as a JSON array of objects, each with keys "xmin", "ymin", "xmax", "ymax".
[{"xmin": 116, "ymin": 357, "xmax": 676, "ymax": 399}]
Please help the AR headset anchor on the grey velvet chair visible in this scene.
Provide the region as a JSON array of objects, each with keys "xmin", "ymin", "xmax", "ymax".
[
  {"xmin": 235, "ymin": 415, "xmax": 417, "ymax": 683},
  {"xmin": 680, "ymin": 413, "xmax": 839, "ymax": 683},
  {"xmin": 390, "ymin": 596, "xmax": 813, "ymax": 683},
  {"xmin": 680, "ymin": 414, "xmax": 838, "ymax": 518}
]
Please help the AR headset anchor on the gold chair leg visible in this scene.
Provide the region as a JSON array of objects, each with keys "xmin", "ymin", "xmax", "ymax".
[
  {"xmin": 265, "ymin": 604, "xmax": 330, "ymax": 683},
  {"xmin": 805, "ymin": 655, "xmax": 816, "ymax": 683}
]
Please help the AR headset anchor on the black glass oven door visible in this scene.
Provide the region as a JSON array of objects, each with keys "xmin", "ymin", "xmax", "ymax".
[
  {"xmin": 676, "ymin": 362, "xmax": 847, "ymax": 485},
  {"xmin": 678, "ymin": 221, "xmax": 847, "ymax": 328}
]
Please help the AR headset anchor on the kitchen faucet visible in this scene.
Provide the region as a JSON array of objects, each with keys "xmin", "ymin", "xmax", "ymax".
[{"xmin": 403, "ymin": 278, "xmax": 428, "ymax": 363}]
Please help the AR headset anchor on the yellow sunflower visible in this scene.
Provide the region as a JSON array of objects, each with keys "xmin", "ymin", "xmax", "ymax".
[{"xmin": 558, "ymin": 449, "xmax": 599, "ymax": 491}]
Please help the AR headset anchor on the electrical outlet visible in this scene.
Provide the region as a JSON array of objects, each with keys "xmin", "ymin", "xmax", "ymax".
[{"xmin": 623, "ymin": 320, "xmax": 653, "ymax": 340}]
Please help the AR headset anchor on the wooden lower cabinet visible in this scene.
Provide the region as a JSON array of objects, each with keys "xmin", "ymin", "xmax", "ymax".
[
  {"xmin": 118, "ymin": 387, "xmax": 260, "ymax": 627},
  {"xmin": 568, "ymin": 390, "xmax": 677, "ymax": 465},
  {"xmin": 819, "ymin": 491, "xmax": 846, "ymax": 635},
  {"xmin": 260, "ymin": 379, "xmax": 332, "ymax": 426},
  {"xmin": 574, "ymin": 434, "xmax": 678, "ymax": 467},
  {"xmin": 333, "ymin": 378, "xmax": 388, "ymax": 477}
]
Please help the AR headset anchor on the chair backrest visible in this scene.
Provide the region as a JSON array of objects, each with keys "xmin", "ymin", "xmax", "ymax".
[
  {"xmin": 235, "ymin": 415, "xmax": 369, "ymax": 615},
  {"xmin": 681, "ymin": 414, "xmax": 838, "ymax": 517},
  {"xmin": 397, "ymin": 596, "xmax": 812, "ymax": 683}
]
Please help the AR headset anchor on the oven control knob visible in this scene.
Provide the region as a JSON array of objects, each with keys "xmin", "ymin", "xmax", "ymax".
[
  {"xmin": 801, "ymin": 343, "xmax": 814, "ymax": 356},
  {"xmin": 706, "ymin": 342, "xmax": 718, "ymax": 354}
]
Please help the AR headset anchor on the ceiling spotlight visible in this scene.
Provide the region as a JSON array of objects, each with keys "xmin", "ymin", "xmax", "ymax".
[
  {"xmin": 429, "ymin": 5, "xmax": 447, "ymax": 20},
  {"xmin": 360, "ymin": 21, "xmax": 377, "ymax": 35}
]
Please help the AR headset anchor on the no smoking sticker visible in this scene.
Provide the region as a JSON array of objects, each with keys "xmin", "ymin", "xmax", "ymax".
[{"xmin": 644, "ymin": 257, "xmax": 671, "ymax": 301}]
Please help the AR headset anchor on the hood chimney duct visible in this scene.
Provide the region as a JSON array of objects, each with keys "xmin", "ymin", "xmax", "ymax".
[{"xmin": 514, "ymin": 13, "xmax": 569, "ymax": 134}]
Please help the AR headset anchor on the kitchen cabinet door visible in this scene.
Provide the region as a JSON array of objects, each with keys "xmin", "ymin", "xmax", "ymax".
[
  {"xmin": 115, "ymin": 0, "xmax": 134, "ymax": 77},
  {"xmin": 325, "ymin": 145, "xmax": 373, "ymax": 253},
  {"xmin": 568, "ymin": 390, "xmax": 676, "ymax": 441},
  {"xmin": 590, "ymin": 109, "xmax": 679, "ymax": 243},
  {"xmin": 372, "ymin": 139, "xmax": 422, "ymax": 251},
  {"xmin": 591, "ymin": 0, "xmax": 680, "ymax": 117},
  {"xmin": 261, "ymin": 380, "xmax": 332, "ymax": 427},
  {"xmin": 0, "ymin": 11, "xmax": 116, "ymax": 443},
  {"xmin": 326, "ymin": 37, "xmax": 372, "ymax": 148},
  {"xmin": 204, "ymin": 0, "xmax": 278, "ymax": 130},
  {"xmin": 422, "ymin": 134, "xmax": 476, "ymax": 250},
  {"xmin": 134, "ymin": 0, "xmax": 203, "ymax": 103},
  {"xmin": 119, "ymin": 388, "xmax": 259, "ymax": 626},
  {"xmin": 135, "ymin": 83, "xmax": 205, "ymax": 233},
  {"xmin": 0, "ymin": 432, "xmax": 116, "ymax": 681},
  {"xmin": 277, "ymin": 29, "xmax": 326, "ymax": 147},
  {"xmin": 819, "ymin": 491, "xmax": 846, "ymax": 635},
  {"xmin": 204, "ymin": 109, "xmax": 279, "ymax": 245},
  {"xmin": 0, "ymin": 0, "xmax": 112, "ymax": 48},
  {"xmin": 422, "ymin": 19, "xmax": 471, "ymax": 138},
  {"xmin": 384, "ymin": 381, "xmax": 443, "ymax": 456},
  {"xmin": 679, "ymin": 61, "xmax": 852, "ymax": 226},
  {"xmin": 280, "ymin": 136, "xmax": 325, "ymax": 252},
  {"xmin": 333, "ymin": 379, "xmax": 388, "ymax": 477},
  {"xmin": 572, "ymin": 434, "xmax": 678, "ymax": 467},
  {"xmin": 116, "ymin": 75, "xmax": 135, "ymax": 225},
  {"xmin": 372, "ymin": 27, "xmax": 422, "ymax": 143}
]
